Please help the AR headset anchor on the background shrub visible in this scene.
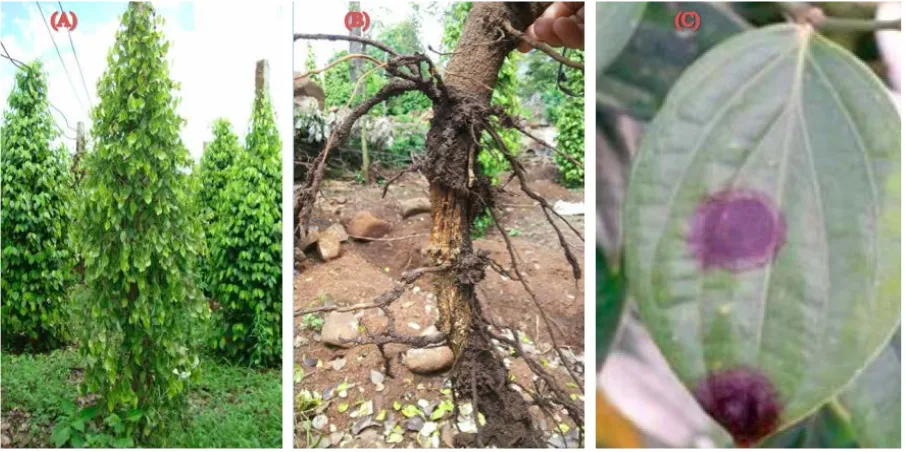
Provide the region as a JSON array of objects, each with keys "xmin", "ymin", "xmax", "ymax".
[
  {"xmin": 197, "ymin": 119, "xmax": 240, "ymax": 294},
  {"xmin": 554, "ymin": 50, "xmax": 584, "ymax": 188},
  {"xmin": 208, "ymin": 69, "xmax": 282, "ymax": 367},
  {"xmin": 0, "ymin": 61, "xmax": 75, "ymax": 352},
  {"xmin": 198, "ymin": 119, "xmax": 240, "ymax": 221},
  {"xmin": 73, "ymin": 3, "xmax": 207, "ymax": 441}
]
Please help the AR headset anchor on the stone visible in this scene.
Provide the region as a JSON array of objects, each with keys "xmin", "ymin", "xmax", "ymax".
[
  {"xmin": 325, "ymin": 223, "xmax": 349, "ymax": 242},
  {"xmin": 294, "ymin": 248, "xmax": 306, "ymax": 271},
  {"xmin": 329, "ymin": 357, "xmax": 347, "ymax": 371},
  {"xmin": 420, "ymin": 325, "xmax": 439, "ymax": 338},
  {"xmin": 347, "ymin": 211, "xmax": 391, "ymax": 239},
  {"xmin": 312, "ymin": 414, "xmax": 328, "ymax": 430},
  {"xmin": 294, "ymin": 74, "xmax": 326, "ymax": 109},
  {"xmin": 399, "ymin": 197, "xmax": 431, "ymax": 218},
  {"xmin": 317, "ymin": 231, "xmax": 341, "ymax": 261},
  {"xmin": 300, "ymin": 228, "xmax": 320, "ymax": 250},
  {"xmin": 405, "ymin": 416, "xmax": 425, "ymax": 432},
  {"xmin": 529, "ymin": 405, "xmax": 548, "ymax": 431},
  {"xmin": 403, "ymin": 346, "xmax": 454, "ymax": 374},
  {"xmin": 321, "ymin": 312, "xmax": 360, "ymax": 347},
  {"xmin": 440, "ymin": 423, "xmax": 454, "ymax": 448},
  {"xmin": 329, "ymin": 432, "xmax": 346, "ymax": 446},
  {"xmin": 552, "ymin": 200, "xmax": 585, "ymax": 216},
  {"xmin": 357, "ymin": 428, "xmax": 382, "ymax": 448}
]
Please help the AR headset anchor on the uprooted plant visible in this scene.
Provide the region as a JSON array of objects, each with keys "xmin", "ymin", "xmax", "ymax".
[{"xmin": 295, "ymin": 2, "xmax": 585, "ymax": 447}]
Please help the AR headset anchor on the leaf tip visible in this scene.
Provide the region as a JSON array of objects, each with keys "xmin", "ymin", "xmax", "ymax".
[{"xmin": 694, "ymin": 367, "xmax": 782, "ymax": 446}]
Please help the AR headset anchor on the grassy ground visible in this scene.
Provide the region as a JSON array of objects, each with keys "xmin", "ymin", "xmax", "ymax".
[{"xmin": 1, "ymin": 348, "xmax": 281, "ymax": 448}]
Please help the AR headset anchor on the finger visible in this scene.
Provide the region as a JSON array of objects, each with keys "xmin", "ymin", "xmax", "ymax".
[
  {"xmin": 540, "ymin": 2, "xmax": 584, "ymax": 19},
  {"xmin": 532, "ymin": 17, "xmax": 564, "ymax": 47},
  {"xmin": 553, "ymin": 16, "xmax": 584, "ymax": 50},
  {"xmin": 573, "ymin": 5, "xmax": 585, "ymax": 27}
]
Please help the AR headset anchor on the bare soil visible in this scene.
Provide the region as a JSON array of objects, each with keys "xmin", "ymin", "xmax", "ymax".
[{"xmin": 294, "ymin": 160, "xmax": 585, "ymax": 448}]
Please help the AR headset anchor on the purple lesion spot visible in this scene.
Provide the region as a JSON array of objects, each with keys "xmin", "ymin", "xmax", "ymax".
[
  {"xmin": 694, "ymin": 367, "xmax": 782, "ymax": 446},
  {"xmin": 688, "ymin": 189, "xmax": 786, "ymax": 272}
]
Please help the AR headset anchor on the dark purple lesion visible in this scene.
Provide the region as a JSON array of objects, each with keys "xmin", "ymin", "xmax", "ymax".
[
  {"xmin": 694, "ymin": 367, "xmax": 781, "ymax": 447},
  {"xmin": 688, "ymin": 189, "xmax": 786, "ymax": 272}
]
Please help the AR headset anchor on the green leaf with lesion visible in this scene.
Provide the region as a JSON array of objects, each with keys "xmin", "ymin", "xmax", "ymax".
[{"xmin": 624, "ymin": 23, "xmax": 900, "ymax": 445}]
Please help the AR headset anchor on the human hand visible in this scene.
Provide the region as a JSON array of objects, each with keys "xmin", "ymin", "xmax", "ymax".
[{"xmin": 518, "ymin": 2, "xmax": 585, "ymax": 52}]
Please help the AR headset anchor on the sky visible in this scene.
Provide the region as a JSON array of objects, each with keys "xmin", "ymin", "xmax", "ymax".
[
  {"xmin": 0, "ymin": 2, "xmax": 291, "ymax": 161},
  {"xmin": 293, "ymin": 1, "xmax": 451, "ymax": 72}
]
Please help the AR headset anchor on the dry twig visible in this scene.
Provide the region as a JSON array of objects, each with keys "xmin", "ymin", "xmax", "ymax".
[{"xmin": 297, "ymin": 53, "xmax": 383, "ymax": 78}]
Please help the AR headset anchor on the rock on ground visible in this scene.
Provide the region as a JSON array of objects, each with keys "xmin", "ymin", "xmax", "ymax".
[
  {"xmin": 317, "ymin": 229, "xmax": 342, "ymax": 261},
  {"xmin": 325, "ymin": 223, "xmax": 349, "ymax": 242},
  {"xmin": 300, "ymin": 228, "xmax": 319, "ymax": 250},
  {"xmin": 321, "ymin": 311, "xmax": 360, "ymax": 347},
  {"xmin": 403, "ymin": 346, "xmax": 454, "ymax": 374},
  {"xmin": 347, "ymin": 211, "xmax": 391, "ymax": 239},
  {"xmin": 399, "ymin": 197, "xmax": 432, "ymax": 218},
  {"xmin": 294, "ymin": 248, "xmax": 306, "ymax": 268}
]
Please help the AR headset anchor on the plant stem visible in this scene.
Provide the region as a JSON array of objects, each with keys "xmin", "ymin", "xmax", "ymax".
[
  {"xmin": 780, "ymin": 2, "xmax": 901, "ymax": 32},
  {"xmin": 819, "ymin": 17, "xmax": 901, "ymax": 32}
]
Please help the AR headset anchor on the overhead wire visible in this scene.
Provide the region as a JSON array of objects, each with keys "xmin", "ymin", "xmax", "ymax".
[
  {"xmin": 35, "ymin": 1, "xmax": 85, "ymax": 111},
  {"xmin": 1, "ymin": 41, "xmax": 79, "ymax": 140},
  {"xmin": 58, "ymin": 1, "xmax": 92, "ymax": 107}
]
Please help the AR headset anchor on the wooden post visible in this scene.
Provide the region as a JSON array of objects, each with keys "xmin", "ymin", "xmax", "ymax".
[
  {"xmin": 361, "ymin": 118, "xmax": 369, "ymax": 183},
  {"xmin": 73, "ymin": 121, "xmax": 85, "ymax": 180},
  {"xmin": 255, "ymin": 59, "xmax": 269, "ymax": 97},
  {"xmin": 348, "ymin": 1, "xmax": 363, "ymax": 81}
]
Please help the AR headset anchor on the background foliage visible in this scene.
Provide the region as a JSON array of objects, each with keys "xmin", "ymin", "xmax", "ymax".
[
  {"xmin": 0, "ymin": 61, "xmax": 75, "ymax": 352},
  {"xmin": 305, "ymin": 43, "xmax": 320, "ymax": 84},
  {"xmin": 208, "ymin": 75, "xmax": 283, "ymax": 368},
  {"xmin": 197, "ymin": 119, "xmax": 240, "ymax": 295},
  {"xmin": 518, "ymin": 50, "xmax": 567, "ymax": 123},
  {"xmin": 199, "ymin": 119, "xmax": 240, "ymax": 217},
  {"xmin": 554, "ymin": 50, "xmax": 584, "ymax": 188}
]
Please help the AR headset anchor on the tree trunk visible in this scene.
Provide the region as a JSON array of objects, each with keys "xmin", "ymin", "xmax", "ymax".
[{"xmin": 424, "ymin": 2, "xmax": 550, "ymax": 447}]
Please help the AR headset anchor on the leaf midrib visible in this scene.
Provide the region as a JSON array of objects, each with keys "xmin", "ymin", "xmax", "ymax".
[{"xmin": 751, "ymin": 27, "xmax": 812, "ymax": 360}]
